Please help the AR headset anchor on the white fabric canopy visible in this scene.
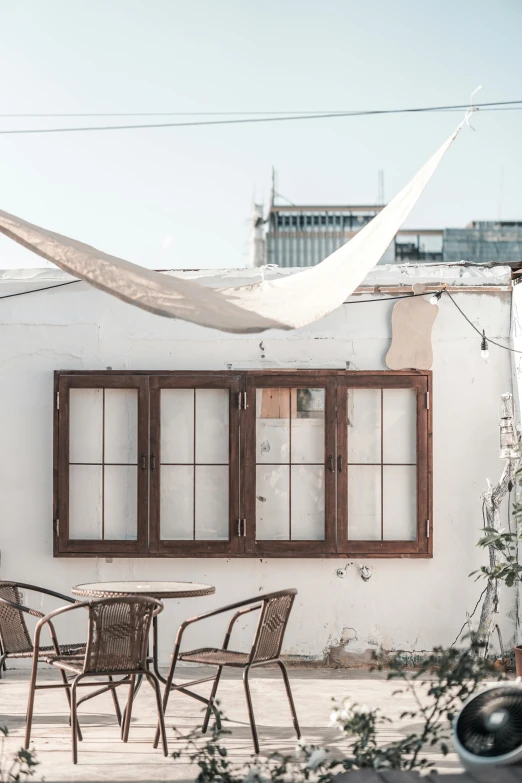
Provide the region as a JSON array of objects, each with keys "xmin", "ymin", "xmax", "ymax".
[{"xmin": 0, "ymin": 125, "xmax": 461, "ymax": 333}]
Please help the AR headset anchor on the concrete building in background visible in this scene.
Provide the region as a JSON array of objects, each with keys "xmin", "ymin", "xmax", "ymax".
[{"xmin": 250, "ymin": 199, "xmax": 522, "ymax": 267}]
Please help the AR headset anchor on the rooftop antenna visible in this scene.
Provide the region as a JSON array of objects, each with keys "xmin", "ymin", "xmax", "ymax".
[
  {"xmin": 270, "ymin": 166, "xmax": 276, "ymax": 208},
  {"xmin": 378, "ymin": 169, "xmax": 385, "ymax": 206}
]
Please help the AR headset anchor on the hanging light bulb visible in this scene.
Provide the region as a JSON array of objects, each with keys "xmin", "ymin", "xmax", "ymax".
[
  {"xmin": 429, "ymin": 291, "xmax": 443, "ymax": 305},
  {"xmin": 481, "ymin": 330, "xmax": 489, "ymax": 361}
]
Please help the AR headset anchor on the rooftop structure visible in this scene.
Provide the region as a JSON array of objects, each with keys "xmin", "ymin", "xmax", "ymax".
[{"xmin": 251, "ymin": 201, "xmax": 522, "ymax": 268}]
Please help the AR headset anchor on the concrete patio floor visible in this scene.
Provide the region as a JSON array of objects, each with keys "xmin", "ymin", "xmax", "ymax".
[{"xmin": 0, "ymin": 664, "xmax": 464, "ymax": 781}]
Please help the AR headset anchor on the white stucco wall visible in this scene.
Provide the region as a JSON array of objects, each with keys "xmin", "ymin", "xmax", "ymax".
[{"xmin": 0, "ymin": 264, "xmax": 515, "ymax": 665}]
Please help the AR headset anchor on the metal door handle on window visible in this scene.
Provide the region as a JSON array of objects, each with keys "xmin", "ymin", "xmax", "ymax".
[
  {"xmin": 328, "ymin": 455, "xmax": 334, "ymax": 472},
  {"xmin": 338, "ymin": 455, "xmax": 343, "ymax": 473},
  {"xmin": 140, "ymin": 453, "xmax": 147, "ymax": 471},
  {"xmin": 150, "ymin": 454, "xmax": 156, "ymax": 471}
]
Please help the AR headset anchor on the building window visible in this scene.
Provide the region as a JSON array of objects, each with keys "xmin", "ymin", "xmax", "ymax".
[{"xmin": 54, "ymin": 371, "xmax": 431, "ymax": 558}]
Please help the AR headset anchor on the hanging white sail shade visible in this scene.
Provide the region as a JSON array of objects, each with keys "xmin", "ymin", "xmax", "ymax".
[{"xmin": 0, "ymin": 125, "xmax": 461, "ymax": 333}]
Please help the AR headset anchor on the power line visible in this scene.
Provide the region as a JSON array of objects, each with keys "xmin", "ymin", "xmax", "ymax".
[
  {"xmin": 1, "ymin": 277, "xmax": 521, "ymax": 360},
  {"xmin": 0, "ymin": 100, "xmax": 520, "ymax": 135},
  {"xmin": 444, "ymin": 289, "xmax": 522, "ymax": 355},
  {"xmin": 0, "ymin": 100, "xmax": 521, "ymax": 119}
]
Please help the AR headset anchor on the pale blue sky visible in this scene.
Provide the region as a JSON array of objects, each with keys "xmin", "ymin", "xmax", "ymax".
[{"xmin": 0, "ymin": 0, "xmax": 520, "ymax": 269}]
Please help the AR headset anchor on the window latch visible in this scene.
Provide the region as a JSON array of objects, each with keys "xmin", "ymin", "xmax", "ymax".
[
  {"xmin": 150, "ymin": 453, "xmax": 156, "ymax": 471},
  {"xmin": 337, "ymin": 455, "xmax": 343, "ymax": 473},
  {"xmin": 140, "ymin": 453, "xmax": 147, "ymax": 471},
  {"xmin": 237, "ymin": 519, "xmax": 246, "ymax": 537},
  {"xmin": 328, "ymin": 455, "xmax": 334, "ymax": 472},
  {"xmin": 238, "ymin": 392, "xmax": 248, "ymax": 410}
]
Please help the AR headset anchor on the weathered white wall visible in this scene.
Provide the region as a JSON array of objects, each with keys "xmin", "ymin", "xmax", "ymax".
[{"xmin": 0, "ymin": 265, "xmax": 515, "ymax": 665}]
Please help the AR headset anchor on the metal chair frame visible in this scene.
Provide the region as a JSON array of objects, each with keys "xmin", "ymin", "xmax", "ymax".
[
  {"xmin": 24, "ymin": 595, "xmax": 168, "ymax": 764},
  {"xmin": 154, "ymin": 588, "xmax": 300, "ymax": 754},
  {"xmin": 0, "ymin": 581, "xmax": 125, "ymax": 741}
]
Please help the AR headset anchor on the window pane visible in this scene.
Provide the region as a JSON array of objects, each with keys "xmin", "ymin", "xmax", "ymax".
[
  {"xmin": 69, "ymin": 465, "xmax": 102, "ymax": 539},
  {"xmin": 104, "ymin": 389, "xmax": 138, "ymax": 464},
  {"xmin": 383, "ymin": 466, "xmax": 416, "ymax": 540},
  {"xmin": 161, "ymin": 389, "xmax": 194, "ymax": 463},
  {"xmin": 348, "ymin": 465, "xmax": 381, "ymax": 540},
  {"xmin": 291, "ymin": 465, "xmax": 324, "ymax": 540},
  {"xmin": 195, "ymin": 466, "xmax": 229, "ymax": 540},
  {"xmin": 347, "ymin": 389, "xmax": 381, "ymax": 463},
  {"xmin": 383, "ymin": 389, "xmax": 416, "ymax": 464},
  {"xmin": 195, "ymin": 389, "xmax": 229, "ymax": 464},
  {"xmin": 160, "ymin": 465, "xmax": 194, "ymax": 540},
  {"xmin": 256, "ymin": 389, "xmax": 290, "ymax": 463},
  {"xmin": 104, "ymin": 466, "xmax": 137, "ymax": 540},
  {"xmin": 291, "ymin": 389, "xmax": 324, "ymax": 463},
  {"xmin": 256, "ymin": 466, "xmax": 289, "ymax": 539},
  {"xmin": 69, "ymin": 389, "xmax": 102, "ymax": 463}
]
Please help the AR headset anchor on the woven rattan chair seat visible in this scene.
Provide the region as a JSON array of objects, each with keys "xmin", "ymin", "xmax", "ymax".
[
  {"xmin": 179, "ymin": 648, "xmax": 251, "ymax": 667},
  {"xmin": 44, "ymin": 655, "xmax": 86, "ymax": 674},
  {"xmin": 9, "ymin": 643, "xmax": 86, "ymax": 659}
]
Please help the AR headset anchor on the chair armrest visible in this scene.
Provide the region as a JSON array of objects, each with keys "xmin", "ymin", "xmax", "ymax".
[
  {"xmin": 173, "ymin": 597, "xmax": 264, "ymax": 652},
  {"xmin": 14, "ymin": 582, "xmax": 79, "ymax": 605},
  {"xmin": 33, "ymin": 601, "xmax": 90, "ymax": 655},
  {"xmin": 0, "ymin": 596, "xmax": 44, "ymax": 619},
  {"xmin": 223, "ymin": 604, "xmax": 261, "ymax": 650}
]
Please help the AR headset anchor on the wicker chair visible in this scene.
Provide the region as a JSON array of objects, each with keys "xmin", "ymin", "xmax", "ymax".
[
  {"xmin": 154, "ymin": 588, "xmax": 300, "ymax": 754},
  {"xmin": 24, "ymin": 595, "xmax": 168, "ymax": 764},
  {"xmin": 0, "ymin": 581, "xmax": 87, "ymax": 673}
]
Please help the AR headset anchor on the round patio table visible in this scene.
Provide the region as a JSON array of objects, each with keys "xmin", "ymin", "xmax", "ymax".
[{"xmin": 72, "ymin": 580, "xmax": 216, "ymax": 733}]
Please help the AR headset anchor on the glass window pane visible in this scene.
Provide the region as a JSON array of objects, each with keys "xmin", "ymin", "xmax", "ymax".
[
  {"xmin": 104, "ymin": 466, "xmax": 137, "ymax": 540},
  {"xmin": 291, "ymin": 465, "xmax": 324, "ymax": 540},
  {"xmin": 383, "ymin": 389, "xmax": 417, "ymax": 464},
  {"xmin": 256, "ymin": 389, "xmax": 289, "ymax": 463},
  {"xmin": 69, "ymin": 465, "xmax": 102, "ymax": 539},
  {"xmin": 161, "ymin": 389, "xmax": 194, "ymax": 463},
  {"xmin": 256, "ymin": 466, "xmax": 289, "ymax": 539},
  {"xmin": 69, "ymin": 389, "xmax": 102, "ymax": 463},
  {"xmin": 347, "ymin": 389, "xmax": 381, "ymax": 463},
  {"xmin": 383, "ymin": 466, "xmax": 416, "ymax": 540},
  {"xmin": 160, "ymin": 465, "xmax": 194, "ymax": 540},
  {"xmin": 195, "ymin": 466, "xmax": 229, "ymax": 540},
  {"xmin": 195, "ymin": 389, "xmax": 229, "ymax": 464},
  {"xmin": 348, "ymin": 465, "xmax": 381, "ymax": 540},
  {"xmin": 291, "ymin": 389, "xmax": 324, "ymax": 463},
  {"xmin": 104, "ymin": 389, "xmax": 138, "ymax": 464}
]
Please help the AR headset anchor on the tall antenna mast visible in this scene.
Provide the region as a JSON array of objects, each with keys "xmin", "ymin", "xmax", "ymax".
[
  {"xmin": 378, "ymin": 169, "xmax": 385, "ymax": 206},
  {"xmin": 270, "ymin": 166, "xmax": 276, "ymax": 208}
]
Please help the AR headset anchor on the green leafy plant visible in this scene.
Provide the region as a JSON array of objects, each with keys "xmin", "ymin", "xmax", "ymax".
[
  {"xmin": 474, "ymin": 524, "xmax": 522, "ymax": 587},
  {"xmin": 171, "ymin": 638, "xmax": 498, "ymax": 778},
  {"xmin": 0, "ymin": 728, "xmax": 38, "ymax": 783}
]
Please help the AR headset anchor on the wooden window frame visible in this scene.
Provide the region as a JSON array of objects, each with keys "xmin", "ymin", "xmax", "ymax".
[
  {"xmin": 148, "ymin": 373, "xmax": 241, "ymax": 556},
  {"xmin": 54, "ymin": 369, "xmax": 432, "ymax": 558},
  {"xmin": 54, "ymin": 373, "xmax": 149, "ymax": 557}
]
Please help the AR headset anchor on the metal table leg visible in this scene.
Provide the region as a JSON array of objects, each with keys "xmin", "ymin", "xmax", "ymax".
[{"xmin": 151, "ymin": 614, "xmax": 221, "ymax": 729}]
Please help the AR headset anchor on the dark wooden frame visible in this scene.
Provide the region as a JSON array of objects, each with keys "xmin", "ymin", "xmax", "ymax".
[
  {"xmin": 54, "ymin": 370, "xmax": 432, "ymax": 558},
  {"xmin": 337, "ymin": 372, "xmax": 432, "ymax": 558},
  {"xmin": 148, "ymin": 374, "xmax": 241, "ymax": 556},
  {"xmin": 243, "ymin": 373, "xmax": 337, "ymax": 556},
  {"xmin": 54, "ymin": 373, "xmax": 149, "ymax": 557}
]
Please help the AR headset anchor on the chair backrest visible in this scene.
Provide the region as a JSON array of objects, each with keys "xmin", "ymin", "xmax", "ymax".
[
  {"xmin": 83, "ymin": 596, "xmax": 162, "ymax": 674},
  {"xmin": 0, "ymin": 582, "xmax": 32, "ymax": 655},
  {"xmin": 250, "ymin": 589, "xmax": 297, "ymax": 664}
]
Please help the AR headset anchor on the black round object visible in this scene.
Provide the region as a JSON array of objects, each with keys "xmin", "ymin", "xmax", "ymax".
[{"xmin": 456, "ymin": 687, "xmax": 522, "ymax": 758}]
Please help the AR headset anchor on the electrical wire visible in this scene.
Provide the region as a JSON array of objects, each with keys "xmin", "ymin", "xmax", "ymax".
[
  {"xmin": 0, "ymin": 279, "xmax": 80, "ymax": 300},
  {"xmin": 0, "ymin": 100, "xmax": 521, "ymax": 135},
  {"xmin": 0, "ymin": 101, "xmax": 521, "ymax": 118},
  {"xmin": 1, "ymin": 275, "xmax": 521, "ymax": 366},
  {"xmin": 444, "ymin": 289, "xmax": 522, "ymax": 355}
]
